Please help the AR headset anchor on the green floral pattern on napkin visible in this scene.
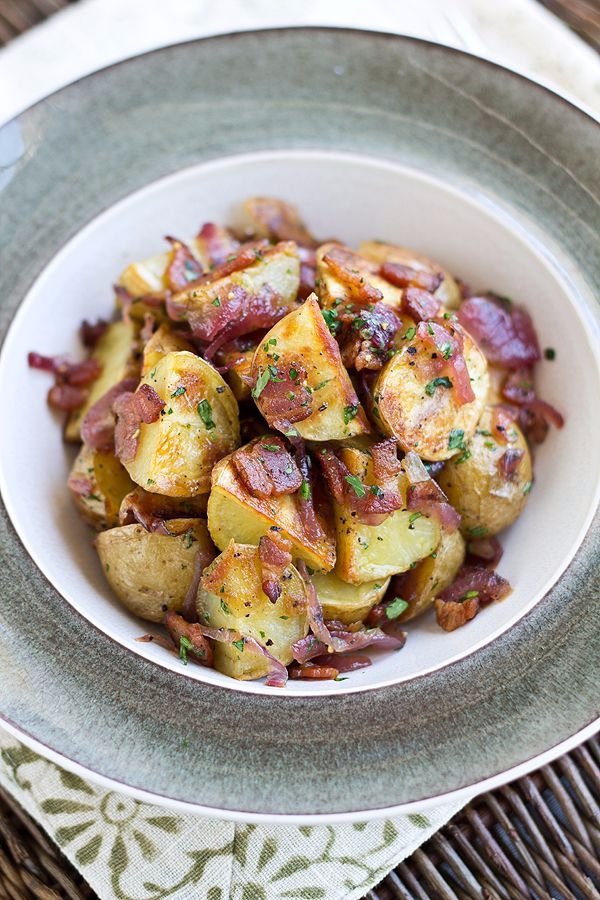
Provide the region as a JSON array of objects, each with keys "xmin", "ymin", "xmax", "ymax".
[{"xmin": 0, "ymin": 731, "xmax": 468, "ymax": 899}]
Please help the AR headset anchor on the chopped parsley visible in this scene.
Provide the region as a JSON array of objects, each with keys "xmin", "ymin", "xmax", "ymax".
[
  {"xmin": 322, "ymin": 308, "xmax": 339, "ymax": 334},
  {"xmin": 197, "ymin": 399, "xmax": 215, "ymax": 430},
  {"xmin": 455, "ymin": 450, "xmax": 472, "ymax": 465},
  {"xmin": 212, "ymin": 297, "xmax": 221, "ymax": 307},
  {"xmin": 344, "ymin": 475, "xmax": 366, "ymax": 498},
  {"xmin": 425, "ymin": 376, "xmax": 453, "ymax": 396},
  {"xmin": 343, "ymin": 404, "xmax": 359, "ymax": 425},
  {"xmin": 252, "ymin": 367, "xmax": 274, "ymax": 399},
  {"xmin": 468, "ymin": 525, "xmax": 488, "ymax": 538},
  {"xmin": 404, "ymin": 326, "xmax": 416, "ymax": 340},
  {"xmin": 220, "ymin": 599, "xmax": 231, "ymax": 615},
  {"xmin": 408, "ymin": 512, "xmax": 423, "ymax": 524},
  {"xmin": 182, "ymin": 531, "xmax": 197, "ymax": 549},
  {"xmin": 261, "ymin": 443, "xmax": 280, "ymax": 452},
  {"xmin": 461, "ymin": 590, "xmax": 479, "ymax": 601},
  {"xmin": 544, "ymin": 347, "xmax": 556, "ymax": 360},
  {"xmin": 386, "ymin": 597, "xmax": 409, "ymax": 619},
  {"xmin": 171, "ymin": 386, "xmax": 186, "ymax": 398},
  {"xmin": 179, "ymin": 636, "xmax": 192, "ymax": 665},
  {"xmin": 440, "ymin": 341, "xmax": 453, "ymax": 360},
  {"xmin": 299, "ymin": 480, "xmax": 311, "ymax": 501},
  {"xmin": 289, "ymin": 367, "xmax": 299, "ymax": 380},
  {"xmin": 314, "ymin": 378, "xmax": 332, "ymax": 391},
  {"xmin": 232, "ymin": 638, "xmax": 245, "ymax": 652},
  {"xmin": 370, "ymin": 484, "xmax": 384, "ymax": 498},
  {"xmin": 87, "ymin": 493, "xmax": 101, "ymax": 502},
  {"xmin": 523, "ymin": 480, "xmax": 533, "ymax": 495},
  {"xmin": 448, "ymin": 429, "xmax": 466, "ymax": 451}
]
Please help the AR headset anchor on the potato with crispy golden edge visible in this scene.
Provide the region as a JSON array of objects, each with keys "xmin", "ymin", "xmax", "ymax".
[
  {"xmin": 218, "ymin": 346, "xmax": 255, "ymax": 403},
  {"xmin": 118, "ymin": 237, "xmax": 211, "ymax": 297},
  {"xmin": 331, "ymin": 446, "xmax": 441, "ymax": 584},
  {"xmin": 68, "ymin": 444, "xmax": 134, "ymax": 531},
  {"xmin": 64, "ymin": 320, "xmax": 140, "ymax": 443},
  {"xmin": 141, "ymin": 324, "xmax": 194, "ymax": 376},
  {"xmin": 312, "ymin": 572, "xmax": 390, "ymax": 625},
  {"xmin": 315, "ymin": 243, "xmax": 406, "ymax": 312},
  {"xmin": 437, "ymin": 406, "xmax": 533, "ymax": 537},
  {"xmin": 197, "ymin": 541, "xmax": 308, "ymax": 680},
  {"xmin": 372, "ymin": 328, "xmax": 489, "ymax": 462},
  {"xmin": 251, "ymin": 295, "xmax": 371, "ymax": 441},
  {"xmin": 208, "ymin": 453, "xmax": 335, "ymax": 572},
  {"xmin": 358, "ymin": 240, "xmax": 462, "ymax": 308},
  {"xmin": 96, "ymin": 519, "xmax": 214, "ymax": 622},
  {"xmin": 395, "ymin": 530, "xmax": 466, "ymax": 622},
  {"xmin": 168, "ymin": 241, "xmax": 300, "ymax": 333},
  {"xmin": 124, "ymin": 350, "xmax": 239, "ymax": 497}
]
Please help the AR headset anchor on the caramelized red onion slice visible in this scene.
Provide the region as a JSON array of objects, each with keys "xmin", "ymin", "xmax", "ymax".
[
  {"xmin": 81, "ymin": 377, "xmax": 139, "ymax": 451},
  {"xmin": 114, "ymin": 384, "xmax": 165, "ymax": 464}
]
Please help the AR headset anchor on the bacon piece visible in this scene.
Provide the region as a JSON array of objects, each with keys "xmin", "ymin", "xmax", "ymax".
[
  {"xmin": 338, "ymin": 303, "xmax": 402, "ymax": 372},
  {"xmin": 259, "ymin": 534, "xmax": 293, "ymax": 603},
  {"xmin": 438, "ymin": 566, "xmax": 512, "ymax": 605},
  {"xmin": 501, "ymin": 369, "xmax": 564, "ymax": 443},
  {"xmin": 48, "ymin": 384, "xmax": 89, "ymax": 411},
  {"xmin": 435, "ymin": 597, "xmax": 480, "ymax": 632},
  {"xmin": 406, "ymin": 480, "xmax": 461, "ymax": 533},
  {"xmin": 81, "ymin": 377, "xmax": 139, "ymax": 451},
  {"xmin": 136, "ymin": 632, "xmax": 177, "ymax": 652},
  {"xmin": 164, "ymin": 611, "xmax": 214, "ymax": 666},
  {"xmin": 317, "ymin": 445, "xmax": 403, "ymax": 526},
  {"xmin": 29, "ymin": 351, "xmax": 103, "ymax": 412},
  {"xmin": 165, "ymin": 237, "xmax": 204, "ymax": 291},
  {"xmin": 255, "ymin": 362, "xmax": 313, "ymax": 432},
  {"xmin": 114, "ymin": 384, "xmax": 165, "ymax": 464},
  {"xmin": 402, "ymin": 287, "xmax": 442, "ymax": 322},
  {"xmin": 379, "ymin": 261, "xmax": 443, "ymax": 294},
  {"xmin": 371, "ymin": 437, "xmax": 402, "ymax": 481},
  {"xmin": 466, "ymin": 536, "xmax": 503, "ymax": 569},
  {"xmin": 457, "ymin": 295, "xmax": 541, "ymax": 369},
  {"xmin": 119, "ymin": 488, "xmax": 208, "ymax": 531},
  {"xmin": 198, "ymin": 625, "xmax": 288, "ymax": 687},
  {"xmin": 245, "ymin": 198, "xmax": 317, "ymax": 246},
  {"xmin": 197, "ymin": 222, "xmax": 240, "ymax": 267},
  {"xmin": 79, "ymin": 319, "xmax": 109, "ymax": 348},
  {"xmin": 313, "ymin": 653, "xmax": 372, "ymax": 673},
  {"xmin": 181, "ymin": 540, "xmax": 216, "ymax": 623},
  {"xmin": 298, "ymin": 246, "xmax": 317, "ymax": 300},
  {"xmin": 416, "ymin": 320, "xmax": 475, "ymax": 405},
  {"xmin": 231, "ymin": 437, "xmax": 302, "ymax": 499},
  {"xmin": 323, "ymin": 246, "xmax": 383, "ymax": 303},
  {"xmin": 289, "ymin": 663, "xmax": 340, "ymax": 680},
  {"xmin": 489, "ymin": 404, "xmax": 518, "ymax": 445},
  {"xmin": 498, "ymin": 448, "xmax": 524, "ymax": 478},
  {"xmin": 196, "ymin": 284, "xmax": 289, "ymax": 359},
  {"xmin": 292, "ymin": 441, "xmax": 324, "ymax": 543}
]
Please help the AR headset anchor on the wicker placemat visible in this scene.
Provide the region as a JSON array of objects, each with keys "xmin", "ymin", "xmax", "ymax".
[{"xmin": 0, "ymin": 736, "xmax": 597, "ymax": 898}]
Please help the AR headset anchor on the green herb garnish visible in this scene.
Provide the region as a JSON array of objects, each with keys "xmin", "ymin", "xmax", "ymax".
[
  {"xmin": 179, "ymin": 636, "xmax": 192, "ymax": 665},
  {"xmin": 232, "ymin": 638, "xmax": 245, "ymax": 652},
  {"xmin": 343, "ymin": 404, "xmax": 359, "ymax": 425},
  {"xmin": 220, "ymin": 599, "xmax": 231, "ymax": 615},
  {"xmin": 386, "ymin": 597, "xmax": 409, "ymax": 619},
  {"xmin": 425, "ymin": 376, "xmax": 453, "ymax": 396},
  {"xmin": 197, "ymin": 399, "xmax": 215, "ymax": 429},
  {"xmin": 171, "ymin": 386, "xmax": 186, "ymax": 398},
  {"xmin": 448, "ymin": 429, "xmax": 465, "ymax": 450},
  {"xmin": 299, "ymin": 480, "xmax": 311, "ymax": 501},
  {"xmin": 370, "ymin": 485, "xmax": 384, "ymax": 498},
  {"xmin": 404, "ymin": 326, "xmax": 416, "ymax": 340},
  {"xmin": 344, "ymin": 475, "xmax": 366, "ymax": 498}
]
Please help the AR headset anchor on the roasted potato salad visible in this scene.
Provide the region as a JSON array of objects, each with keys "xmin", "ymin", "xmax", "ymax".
[{"xmin": 31, "ymin": 196, "xmax": 562, "ymax": 685}]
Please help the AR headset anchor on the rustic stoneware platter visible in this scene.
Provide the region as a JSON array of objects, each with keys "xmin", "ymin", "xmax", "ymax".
[{"xmin": 0, "ymin": 28, "xmax": 599, "ymax": 821}]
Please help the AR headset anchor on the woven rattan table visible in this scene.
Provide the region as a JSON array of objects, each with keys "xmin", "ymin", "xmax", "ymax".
[{"xmin": 1, "ymin": 1, "xmax": 598, "ymax": 897}]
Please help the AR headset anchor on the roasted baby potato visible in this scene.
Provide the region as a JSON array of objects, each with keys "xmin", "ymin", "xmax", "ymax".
[
  {"xmin": 312, "ymin": 572, "xmax": 390, "ymax": 625},
  {"xmin": 96, "ymin": 518, "xmax": 214, "ymax": 622},
  {"xmin": 241, "ymin": 197, "xmax": 316, "ymax": 245},
  {"xmin": 359, "ymin": 240, "xmax": 462, "ymax": 308},
  {"xmin": 118, "ymin": 237, "xmax": 209, "ymax": 297},
  {"xmin": 394, "ymin": 530, "xmax": 466, "ymax": 622},
  {"xmin": 141, "ymin": 324, "xmax": 194, "ymax": 376},
  {"xmin": 123, "ymin": 351, "xmax": 239, "ymax": 496},
  {"xmin": 332, "ymin": 446, "xmax": 441, "ymax": 584},
  {"xmin": 208, "ymin": 454, "xmax": 335, "ymax": 572},
  {"xmin": 65, "ymin": 320, "xmax": 140, "ymax": 442},
  {"xmin": 168, "ymin": 241, "xmax": 300, "ymax": 338},
  {"xmin": 372, "ymin": 325, "xmax": 489, "ymax": 461},
  {"xmin": 68, "ymin": 444, "xmax": 134, "ymax": 531},
  {"xmin": 251, "ymin": 295, "xmax": 370, "ymax": 441},
  {"xmin": 198, "ymin": 541, "xmax": 308, "ymax": 679},
  {"xmin": 315, "ymin": 243, "xmax": 405, "ymax": 311},
  {"xmin": 437, "ymin": 406, "xmax": 533, "ymax": 537}
]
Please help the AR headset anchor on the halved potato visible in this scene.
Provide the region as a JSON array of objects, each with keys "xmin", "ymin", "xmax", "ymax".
[
  {"xmin": 437, "ymin": 406, "xmax": 533, "ymax": 536},
  {"xmin": 141, "ymin": 324, "xmax": 194, "ymax": 376},
  {"xmin": 372, "ymin": 326, "xmax": 489, "ymax": 461},
  {"xmin": 123, "ymin": 351, "xmax": 239, "ymax": 496},
  {"xmin": 251, "ymin": 295, "xmax": 370, "ymax": 441},
  {"xmin": 198, "ymin": 541, "xmax": 308, "ymax": 679},
  {"xmin": 68, "ymin": 444, "xmax": 134, "ymax": 531},
  {"xmin": 64, "ymin": 320, "xmax": 140, "ymax": 442},
  {"xmin": 96, "ymin": 518, "xmax": 214, "ymax": 622},
  {"xmin": 168, "ymin": 241, "xmax": 300, "ymax": 336},
  {"xmin": 312, "ymin": 572, "xmax": 390, "ymax": 625},
  {"xmin": 359, "ymin": 240, "xmax": 462, "ymax": 308},
  {"xmin": 208, "ymin": 454, "xmax": 335, "ymax": 572},
  {"xmin": 395, "ymin": 530, "xmax": 466, "ymax": 622},
  {"xmin": 331, "ymin": 446, "xmax": 441, "ymax": 584},
  {"xmin": 315, "ymin": 243, "xmax": 405, "ymax": 311}
]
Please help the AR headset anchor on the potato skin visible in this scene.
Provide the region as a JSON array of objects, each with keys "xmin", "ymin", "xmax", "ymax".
[
  {"xmin": 208, "ymin": 454, "xmax": 336, "ymax": 572},
  {"xmin": 96, "ymin": 518, "xmax": 214, "ymax": 622},
  {"xmin": 141, "ymin": 324, "xmax": 194, "ymax": 376},
  {"xmin": 332, "ymin": 446, "xmax": 441, "ymax": 584},
  {"xmin": 312, "ymin": 572, "xmax": 390, "ymax": 625},
  {"xmin": 198, "ymin": 541, "xmax": 308, "ymax": 679},
  {"xmin": 437, "ymin": 406, "xmax": 533, "ymax": 537},
  {"xmin": 251, "ymin": 295, "xmax": 370, "ymax": 441},
  {"xmin": 124, "ymin": 351, "xmax": 240, "ymax": 497},
  {"xmin": 358, "ymin": 240, "xmax": 462, "ymax": 308},
  {"xmin": 68, "ymin": 445, "xmax": 134, "ymax": 531},
  {"xmin": 64, "ymin": 320, "xmax": 140, "ymax": 443},
  {"xmin": 396, "ymin": 530, "xmax": 466, "ymax": 622},
  {"xmin": 372, "ymin": 327, "xmax": 489, "ymax": 461}
]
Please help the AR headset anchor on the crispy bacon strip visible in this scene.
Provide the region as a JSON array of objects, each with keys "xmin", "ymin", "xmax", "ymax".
[
  {"xmin": 289, "ymin": 663, "xmax": 340, "ymax": 680},
  {"xmin": 338, "ymin": 303, "xmax": 402, "ymax": 372},
  {"xmin": 323, "ymin": 246, "xmax": 383, "ymax": 303},
  {"xmin": 165, "ymin": 237, "xmax": 204, "ymax": 290},
  {"xmin": 416, "ymin": 320, "xmax": 475, "ymax": 405},
  {"xmin": 28, "ymin": 352, "xmax": 103, "ymax": 412},
  {"xmin": 255, "ymin": 362, "xmax": 313, "ymax": 433},
  {"xmin": 197, "ymin": 222, "xmax": 239, "ymax": 267},
  {"xmin": 434, "ymin": 564, "xmax": 512, "ymax": 632},
  {"xmin": 317, "ymin": 444, "xmax": 403, "ymax": 526},
  {"xmin": 466, "ymin": 536, "xmax": 503, "ymax": 569},
  {"xmin": 163, "ymin": 611, "xmax": 214, "ymax": 666},
  {"xmin": 79, "ymin": 319, "xmax": 109, "ymax": 348},
  {"xmin": 457, "ymin": 295, "xmax": 540, "ymax": 369},
  {"xmin": 501, "ymin": 369, "xmax": 564, "ymax": 442},
  {"xmin": 402, "ymin": 287, "xmax": 442, "ymax": 322},
  {"xmin": 259, "ymin": 533, "xmax": 293, "ymax": 603},
  {"xmin": 81, "ymin": 377, "xmax": 140, "ymax": 451},
  {"xmin": 435, "ymin": 597, "xmax": 480, "ymax": 632},
  {"xmin": 231, "ymin": 437, "xmax": 302, "ymax": 499},
  {"xmin": 292, "ymin": 440, "xmax": 324, "ymax": 543},
  {"xmin": 114, "ymin": 384, "xmax": 165, "ymax": 464},
  {"xmin": 380, "ymin": 262, "xmax": 443, "ymax": 294}
]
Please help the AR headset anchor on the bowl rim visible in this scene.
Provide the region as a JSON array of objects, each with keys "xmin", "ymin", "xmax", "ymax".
[{"xmin": 1, "ymin": 26, "xmax": 598, "ymax": 821}]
